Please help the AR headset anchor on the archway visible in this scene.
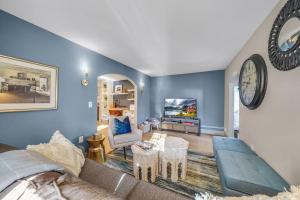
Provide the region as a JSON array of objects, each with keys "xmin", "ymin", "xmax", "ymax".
[{"xmin": 97, "ymin": 74, "xmax": 138, "ymax": 128}]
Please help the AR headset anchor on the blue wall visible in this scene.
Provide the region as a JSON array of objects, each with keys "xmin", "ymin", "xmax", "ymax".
[
  {"xmin": 150, "ymin": 71, "xmax": 225, "ymax": 130},
  {"xmin": 0, "ymin": 11, "xmax": 151, "ymax": 148}
]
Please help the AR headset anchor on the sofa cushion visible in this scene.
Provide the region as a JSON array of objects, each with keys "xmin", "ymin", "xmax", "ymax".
[
  {"xmin": 213, "ymin": 136, "xmax": 256, "ymax": 155},
  {"xmin": 128, "ymin": 180, "xmax": 190, "ymax": 200},
  {"xmin": 114, "ymin": 132, "xmax": 138, "ymax": 145},
  {"xmin": 217, "ymin": 150, "xmax": 289, "ymax": 196},
  {"xmin": 80, "ymin": 159, "xmax": 138, "ymax": 199},
  {"xmin": 80, "ymin": 159, "xmax": 190, "ymax": 200},
  {"xmin": 0, "ymin": 144, "xmax": 17, "ymax": 153}
]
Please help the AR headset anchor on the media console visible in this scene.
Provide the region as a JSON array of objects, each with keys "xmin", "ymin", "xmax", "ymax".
[{"xmin": 160, "ymin": 117, "xmax": 201, "ymax": 136}]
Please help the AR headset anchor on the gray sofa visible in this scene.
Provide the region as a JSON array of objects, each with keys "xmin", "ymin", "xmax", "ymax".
[
  {"xmin": 80, "ymin": 159, "xmax": 190, "ymax": 200},
  {"xmin": 213, "ymin": 136, "xmax": 289, "ymax": 197},
  {"xmin": 0, "ymin": 143, "xmax": 190, "ymax": 200}
]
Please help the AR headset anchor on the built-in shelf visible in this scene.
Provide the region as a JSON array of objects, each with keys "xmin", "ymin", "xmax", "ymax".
[
  {"xmin": 128, "ymin": 98, "xmax": 135, "ymax": 101},
  {"xmin": 107, "ymin": 93, "xmax": 129, "ymax": 95}
]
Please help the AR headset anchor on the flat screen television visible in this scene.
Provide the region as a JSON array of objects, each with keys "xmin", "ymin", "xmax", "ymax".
[{"xmin": 164, "ymin": 98, "xmax": 197, "ymax": 118}]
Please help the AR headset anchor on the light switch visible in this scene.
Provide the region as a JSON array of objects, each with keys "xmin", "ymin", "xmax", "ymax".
[
  {"xmin": 88, "ymin": 101, "xmax": 93, "ymax": 108},
  {"xmin": 79, "ymin": 136, "xmax": 84, "ymax": 144}
]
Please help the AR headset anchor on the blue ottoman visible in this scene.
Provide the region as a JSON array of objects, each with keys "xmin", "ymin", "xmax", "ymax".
[
  {"xmin": 217, "ymin": 150, "xmax": 289, "ymax": 196},
  {"xmin": 213, "ymin": 136, "xmax": 256, "ymax": 156}
]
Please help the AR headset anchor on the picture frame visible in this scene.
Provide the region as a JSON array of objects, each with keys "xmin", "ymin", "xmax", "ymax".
[
  {"xmin": 0, "ymin": 55, "xmax": 58, "ymax": 112},
  {"xmin": 114, "ymin": 84, "xmax": 123, "ymax": 93}
]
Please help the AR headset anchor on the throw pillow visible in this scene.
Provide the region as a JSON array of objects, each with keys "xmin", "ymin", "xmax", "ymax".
[
  {"xmin": 27, "ymin": 130, "xmax": 85, "ymax": 177},
  {"xmin": 114, "ymin": 116, "xmax": 132, "ymax": 135}
]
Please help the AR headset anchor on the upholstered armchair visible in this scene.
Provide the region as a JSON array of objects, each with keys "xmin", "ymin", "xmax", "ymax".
[{"xmin": 108, "ymin": 116, "xmax": 142, "ymax": 159}]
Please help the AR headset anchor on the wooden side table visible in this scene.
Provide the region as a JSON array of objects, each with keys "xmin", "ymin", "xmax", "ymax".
[{"xmin": 87, "ymin": 135, "xmax": 106, "ymax": 163}]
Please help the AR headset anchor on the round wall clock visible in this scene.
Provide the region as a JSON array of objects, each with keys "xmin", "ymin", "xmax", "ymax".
[{"xmin": 239, "ymin": 54, "xmax": 268, "ymax": 110}]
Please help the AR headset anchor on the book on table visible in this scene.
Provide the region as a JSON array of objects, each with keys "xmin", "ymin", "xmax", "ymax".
[{"xmin": 135, "ymin": 141, "xmax": 154, "ymax": 151}]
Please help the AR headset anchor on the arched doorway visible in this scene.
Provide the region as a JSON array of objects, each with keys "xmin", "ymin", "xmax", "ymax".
[{"xmin": 97, "ymin": 74, "xmax": 138, "ymax": 129}]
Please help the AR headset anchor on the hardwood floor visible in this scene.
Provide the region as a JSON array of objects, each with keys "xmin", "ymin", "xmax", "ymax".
[{"xmin": 96, "ymin": 125, "xmax": 113, "ymax": 154}]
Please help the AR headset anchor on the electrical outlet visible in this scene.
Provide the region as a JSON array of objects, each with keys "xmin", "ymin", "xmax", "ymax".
[
  {"xmin": 88, "ymin": 101, "xmax": 93, "ymax": 108},
  {"xmin": 79, "ymin": 136, "xmax": 84, "ymax": 144}
]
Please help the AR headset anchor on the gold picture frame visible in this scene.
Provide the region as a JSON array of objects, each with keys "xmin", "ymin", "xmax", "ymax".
[{"xmin": 0, "ymin": 55, "xmax": 58, "ymax": 112}]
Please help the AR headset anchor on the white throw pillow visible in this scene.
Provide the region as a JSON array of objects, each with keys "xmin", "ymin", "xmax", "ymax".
[{"xmin": 27, "ymin": 130, "xmax": 85, "ymax": 177}]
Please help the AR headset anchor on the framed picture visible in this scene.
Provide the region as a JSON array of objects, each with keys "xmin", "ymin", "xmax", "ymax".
[
  {"xmin": 114, "ymin": 84, "xmax": 123, "ymax": 93},
  {"xmin": 0, "ymin": 55, "xmax": 58, "ymax": 112}
]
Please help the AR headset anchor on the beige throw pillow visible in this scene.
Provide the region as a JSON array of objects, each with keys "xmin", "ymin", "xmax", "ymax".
[{"xmin": 27, "ymin": 130, "xmax": 85, "ymax": 177}]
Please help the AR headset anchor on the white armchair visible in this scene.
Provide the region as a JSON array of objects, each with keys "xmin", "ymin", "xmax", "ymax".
[{"xmin": 108, "ymin": 116, "xmax": 142, "ymax": 159}]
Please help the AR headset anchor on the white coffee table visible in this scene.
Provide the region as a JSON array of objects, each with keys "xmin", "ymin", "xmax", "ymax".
[
  {"xmin": 131, "ymin": 144, "xmax": 158, "ymax": 182},
  {"xmin": 159, "ymin": 136, "xmax": 189, "ymax": 182}
]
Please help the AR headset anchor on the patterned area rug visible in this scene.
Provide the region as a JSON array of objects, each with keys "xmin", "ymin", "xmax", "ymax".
[{"xmin": 104, "ymin": 147, "xmax": 222, "ymax": 198}]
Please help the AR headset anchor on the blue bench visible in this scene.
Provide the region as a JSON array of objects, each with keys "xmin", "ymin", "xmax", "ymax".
[{"xmin": 213, "ymin": 136, "xmax": 289, "ymax": 196}]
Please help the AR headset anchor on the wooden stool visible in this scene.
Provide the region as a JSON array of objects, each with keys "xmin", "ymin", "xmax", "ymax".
[{"xmin": 87, "ymin": 135, "xmax": 106, "ymax": 163}]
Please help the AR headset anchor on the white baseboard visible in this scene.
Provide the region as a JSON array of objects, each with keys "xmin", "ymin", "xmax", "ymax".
[
  {"xmin": 201, "ymin": 125, "xmax": 225, "ymax": 135},
  {"xmin": 201, "ymin": 129, "xmax": 225, "ymax": 135}
]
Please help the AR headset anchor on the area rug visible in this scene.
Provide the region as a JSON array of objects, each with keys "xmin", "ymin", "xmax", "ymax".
[{"xmin": 104, "ymin": 147, "xmax": 222, "ymax": 198}]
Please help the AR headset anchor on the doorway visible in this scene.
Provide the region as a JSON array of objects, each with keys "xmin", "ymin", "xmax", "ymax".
[
  {"xmin": 96, "ymin": 74, "xmax": 138, "ymax": 153},
  {"xmin": 228, "ymin": 71, "xmax": 239, "ymax": 138},
  {"xmin": 233, "ymin": 86, "xmax": 240, "ymax": 137},
  {"xmin": 97, "ymin": 74, "xmax": 137, "ymax": 128}
]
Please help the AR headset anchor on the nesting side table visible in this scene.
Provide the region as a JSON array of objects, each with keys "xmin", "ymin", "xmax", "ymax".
[
  {"xmin": 131, "ymin": 144, "xmax": 158, "ymax": 182},
  {"xmin": 159, "ymin": 136, "xmax": 189, "ymax": 182}
]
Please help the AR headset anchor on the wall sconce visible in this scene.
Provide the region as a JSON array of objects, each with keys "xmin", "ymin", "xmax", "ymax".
[
  {"xmin": 139, "ymin": 80, "xmax": 145, "ymax": 93},
  {"xmin": 81, "ymin": 65, "xmax": 89, "ymax": 87}
]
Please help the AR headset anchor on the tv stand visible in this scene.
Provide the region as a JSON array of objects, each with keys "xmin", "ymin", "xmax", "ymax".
[{"xmin": 160, "ymin": 117, "xmax": 201, "ymax": 136}]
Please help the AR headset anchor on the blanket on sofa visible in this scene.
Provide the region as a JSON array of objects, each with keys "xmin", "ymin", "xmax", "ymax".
[
  {"xmin": 0, "ymin": 150, "xmax": 63, "ymax": 192},
  {"xmin": 196, "ymin": 186, "xmax": 300, "ymax": 200},
  {"xmin": 0, "ymin": 172, "xmax": 123, "ymax": 200},
  {"xmin": 0, "ymin": 150, "xmax": 122, "ymax": 200}
]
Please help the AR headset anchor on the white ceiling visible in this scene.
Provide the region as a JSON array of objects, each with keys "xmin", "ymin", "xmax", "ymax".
[{"xmin": 0, "ymin": 0, "xmax": 279, "ymax": 76}]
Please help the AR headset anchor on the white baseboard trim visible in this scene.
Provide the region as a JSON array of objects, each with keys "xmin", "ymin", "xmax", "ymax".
[
  {"xmin": 201, "ymin": 125, "xmax": 225, "ymax": 135},
  {"xmin": 201, "ymin": 125, "xmax": 224, "ymax": 130},
  {"xmin": 201, "ymin": 129, "xmax": 225, "ymax": 135}
]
